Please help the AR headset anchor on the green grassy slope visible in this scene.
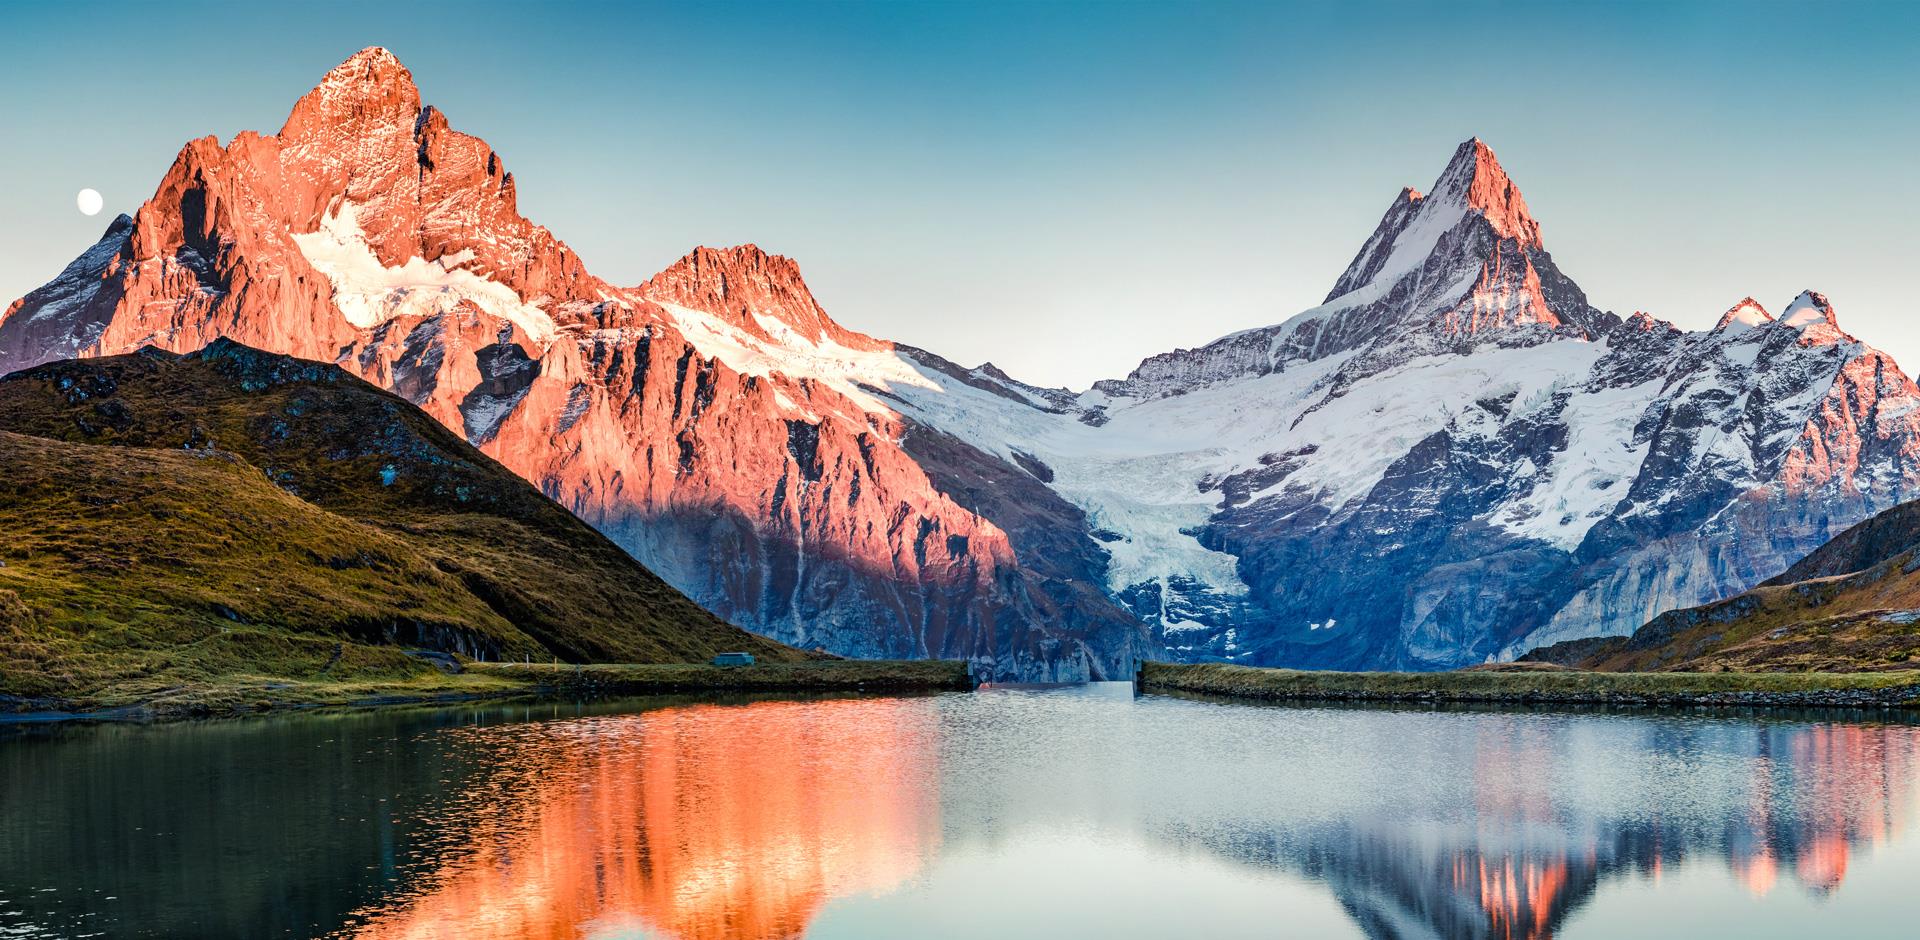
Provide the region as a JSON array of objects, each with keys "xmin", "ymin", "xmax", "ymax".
[{"xmin": 0, "ymin": 342, "xmax": 806, "ymax": 709}]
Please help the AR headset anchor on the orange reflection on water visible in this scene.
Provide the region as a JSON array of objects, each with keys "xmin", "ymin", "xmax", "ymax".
[
  {"xmin": 1731, "ymin": 847, "xmax": 1778, "ymax": 898},
  {"xmin": 1730, "ymin": 722, "xmax": 1920, "ymax": 899},
  {"xmin": 1441, "ymin": 851, "xmax": 1576, "ymax": 940},
  {"xmin": 339, "ymin": 698, "xmax": 939, "ymax": 940}
]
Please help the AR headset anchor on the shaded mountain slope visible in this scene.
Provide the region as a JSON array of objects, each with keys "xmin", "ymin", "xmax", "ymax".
[
  {"xmin": 1523, "ymin": 498, "xmax": 1920, "ymax": 672},
  {"xmin": 0, "ymin": 342, "xmax": 803, "ymax": 706}
]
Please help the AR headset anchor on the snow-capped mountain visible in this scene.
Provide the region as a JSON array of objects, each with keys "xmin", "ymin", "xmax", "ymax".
[
  {"xmin": 0, "ymin": 48, "xmax": 1137, "ymax": 680},
  {"xmin": 874, "ymin": 139, "xmax": 1920, "ymax": 669},
  {"xmin": 6, "ymin": 48, "xmax": 1919, "ymax": 674}
]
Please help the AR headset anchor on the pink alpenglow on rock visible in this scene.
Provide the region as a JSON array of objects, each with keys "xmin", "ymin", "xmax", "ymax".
[{"xmin": 0, "ymin": 47, "xmax": 1136, "ymax": 681}]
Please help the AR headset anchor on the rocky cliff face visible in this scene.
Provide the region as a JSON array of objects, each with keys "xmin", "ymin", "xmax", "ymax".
[{"xmin": 7, "ymin": 49, "xmax": 1918, "ymax": 673}]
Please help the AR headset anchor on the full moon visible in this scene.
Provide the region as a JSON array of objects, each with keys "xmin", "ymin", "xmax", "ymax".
[{"xmin": 76, "ymin": 188, "xmax": 103, "ymax": 216}]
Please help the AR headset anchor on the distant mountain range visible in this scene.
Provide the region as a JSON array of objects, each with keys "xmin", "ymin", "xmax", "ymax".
[{"xmin": 7, "ymin": 47, "xmax": 1919, "ymax": 678}]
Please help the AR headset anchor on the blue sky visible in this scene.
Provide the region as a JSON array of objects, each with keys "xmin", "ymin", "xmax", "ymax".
[{"xmin": 2, "ymin": 0, "xmax": 1916, "ymax": 388}]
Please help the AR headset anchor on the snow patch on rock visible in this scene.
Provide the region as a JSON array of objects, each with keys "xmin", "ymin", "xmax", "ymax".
[
  {"xmin": 293, "ymin": 202, "xmax": 558, "ymax": 342},
  {"xmin": 653, "ymin": 299, "xmax": 935, "ymax": 415}
]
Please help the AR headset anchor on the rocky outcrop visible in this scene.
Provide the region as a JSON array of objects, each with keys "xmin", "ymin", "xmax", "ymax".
[{"xmin": 640, "ymin": 245, "xmax": 885, "ymax": 351}]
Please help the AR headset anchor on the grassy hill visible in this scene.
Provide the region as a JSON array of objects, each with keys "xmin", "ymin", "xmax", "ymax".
[
  {"xmin": 0, "ymin": 341, "xmax": 807, "ymax": 711},
  {"xmin": 1525, "ymin": 501, "xmax": 1920, "ymax": 673}
]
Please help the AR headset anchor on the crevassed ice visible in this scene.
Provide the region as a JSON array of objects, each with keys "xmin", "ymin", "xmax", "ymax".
[
  {"xmin": 879, "ymin": 353, "xmax": 1260, "ymax": 600},
  {"xmin": 291, "ymin": 202, "xmax": 558, "ymax": 343},
  {"xmin": 1488, "ymin": 369, "xmax": 1661, "ymax": 548}
]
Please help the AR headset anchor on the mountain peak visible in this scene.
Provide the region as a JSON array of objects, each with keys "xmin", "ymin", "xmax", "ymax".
[
  {"xmin": 1430, "ymin": 138, "xmax": 1541, "ymax": 247},
  {"xmin": 327, "ymin": 46, "xmax": 413, "ymax": 90},
  {"xmin": 281, "ymin": 47, "xmax": 421, "ymax": 142},
  {"xmin": 639, "ymin": 245, "xmax": 884, "ymax": 351},
  {"xmin": 1713, "ymin": 297, "xmax": 1774, "ymax": 333},
  {"xmin": 1780, "ymin": 290, "xmax": 1842, "ymax": 332},
  {"xmin": 1324, "ymin": 138, "xmax": 1548, "ymax": 304}
]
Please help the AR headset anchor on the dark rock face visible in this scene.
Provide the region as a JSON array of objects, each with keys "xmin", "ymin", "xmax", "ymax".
[
  {"xmin": 1525, "ymin": 485, "xmax": 1920, "ymax": 673},
  {"xmin": 899, "ymin": 422, "xmax": 1145, "ymax": 678}
]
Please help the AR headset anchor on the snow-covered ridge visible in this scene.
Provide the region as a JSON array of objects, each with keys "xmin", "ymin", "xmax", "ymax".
[
  {"xmin": 648, "ymin": 298, "xmax": 936, "ymax": 416},
  {"xmin": 1324, "ymin": 138, "xmax": 1539, "ymax": 309},
  {"xmin": 1093, "ymin": 141, "xmax": 1609, "ymax": 405},
  {"xmin": 291, "ymin": 202, "xmax": 559, "ymax": 343}
]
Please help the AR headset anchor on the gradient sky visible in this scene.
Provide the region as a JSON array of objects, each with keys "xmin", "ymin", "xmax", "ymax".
[{"xmin": 3, "ymin": 0, "xmax": 1916, "ymax": 389}]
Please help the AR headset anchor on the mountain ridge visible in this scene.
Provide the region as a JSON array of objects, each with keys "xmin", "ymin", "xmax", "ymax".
[{"xmin": 6, "ymin": 47, "xmax": 1917, "ymax": 675}]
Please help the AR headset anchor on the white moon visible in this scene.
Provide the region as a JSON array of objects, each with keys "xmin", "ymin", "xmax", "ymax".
[{"xmin": 77, "ymin": 188, "xmax": 103, "ymax": 216}]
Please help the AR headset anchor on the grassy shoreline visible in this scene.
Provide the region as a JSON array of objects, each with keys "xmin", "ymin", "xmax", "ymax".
[
  {"xmin": 473, "ymin": 660, "xmax": 975, "ymax": 696},
  {"xmin": 1138, "ymin": 662, "xmax": 1920, "ymax": 709},
  {"xmin": 0, "ymin": 660, "xmax": 975, "ymax": 724},
  {"xmin": 29, "ymin": 656, "xmax": 1920, "ymax": 722}
]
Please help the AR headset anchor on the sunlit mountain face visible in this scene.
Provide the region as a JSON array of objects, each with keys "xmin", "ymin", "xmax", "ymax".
[
  {"xmin": 5, "ymin": 694, "xmax": 1919, "ymax": 940},
  {"xmin": 333, "ymin": 699, "xmax": 941, "ymax": 940}
]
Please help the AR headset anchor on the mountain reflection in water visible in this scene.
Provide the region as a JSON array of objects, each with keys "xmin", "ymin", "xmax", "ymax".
[
  {"xmin": 336, "ymin": 699, "xmax": 939, "ymax": 939},
  {"xmin": 1160, "ymin": 715, "xmax": 1919, "ymax": 939},
  {"xmin": 2, "ymin": 688, "xmax": 1918, "ymax": 939}
]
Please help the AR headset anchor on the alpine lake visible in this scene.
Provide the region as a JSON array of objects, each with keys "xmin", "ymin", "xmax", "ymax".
[{"xmin": 4, "ymin": 683, "xmax": 1917, "ymax": 938}]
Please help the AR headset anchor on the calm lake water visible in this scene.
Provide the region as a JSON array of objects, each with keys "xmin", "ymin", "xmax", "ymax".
[{"xmin": 3, "ymin": 684, "xmax": 1917, "ymax": 939}]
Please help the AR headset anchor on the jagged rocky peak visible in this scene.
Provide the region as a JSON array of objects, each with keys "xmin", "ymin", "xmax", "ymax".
[
  {"xmin": 1781, "ymin": 289, "xmax": 1843, "ymax": 331},
  {"xmin": 639, "ymin": 244, "xmax": 886, "ymax": 350},
  {"xmin": 0, "ymin": 44, "xmax": 604, "ymax": 377},
  {"xmin": 1097, "ymin": 138, "xmax": 1610, "ymax": 401},
  {"xmin": 280, "ymin": 46, "xmax": 421, "ymax": 143},
  {"xmin": 1326, "ymin": 137, "xmax": 1543, "ymax": 303},
  {"xmin": 1710, "ymin": 291, "xmax": 1848, "ymax": 344},
  {"xmin": 1713, "ymin": 296, "xmax": 1773, "ymax": 332},
  {"xmin": 1430, "ymin": 137, "xmax": 1542, "ymax": 246}
]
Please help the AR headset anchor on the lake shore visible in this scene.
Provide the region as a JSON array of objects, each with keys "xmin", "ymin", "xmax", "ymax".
[
  {"xmin": 0, "ymin": 659, "xmax": 975, "ymax": 724},
  {"xmin": 472, "ymin": 660, "xmax": 975, "ymax": 697},
  {"xmin": 1138, "ymin": 661, "xmax": 1920, "ymax": 709}
]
